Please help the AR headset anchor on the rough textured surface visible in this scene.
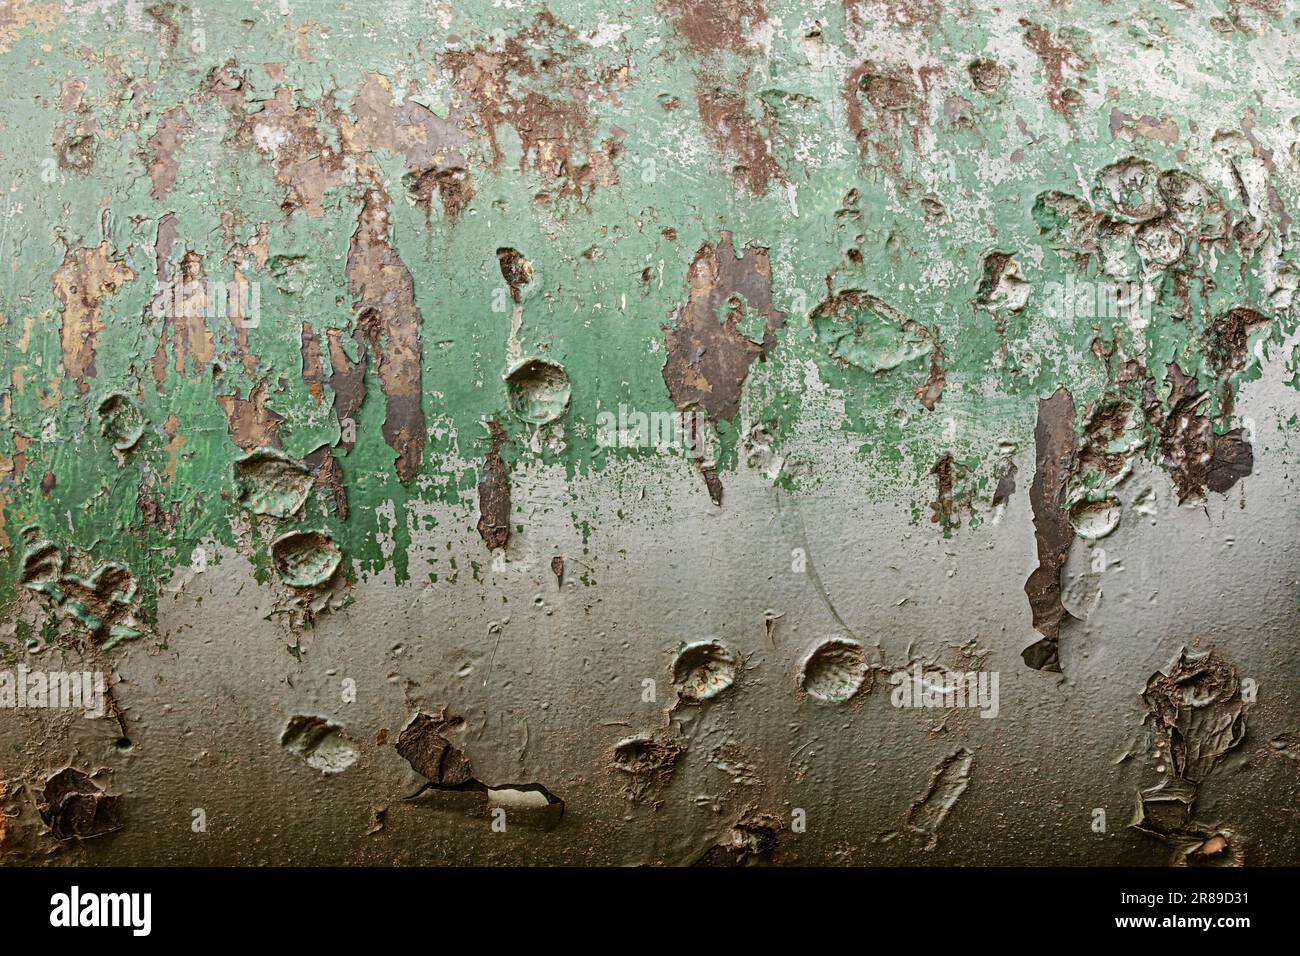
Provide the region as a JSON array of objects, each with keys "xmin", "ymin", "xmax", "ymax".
[{"xmin": 1, "ymin": 0, "xmax": 1299, "ymax": 865}]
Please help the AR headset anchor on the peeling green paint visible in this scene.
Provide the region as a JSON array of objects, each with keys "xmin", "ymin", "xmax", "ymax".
[{"xmin": 0, "ymin": 0, "xmax": 1294, "ymax": 655}]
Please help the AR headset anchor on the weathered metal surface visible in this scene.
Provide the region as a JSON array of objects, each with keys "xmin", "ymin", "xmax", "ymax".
[{"xmin": 0, "ymin": 0, "xmax": 1298, "ymax": 865}]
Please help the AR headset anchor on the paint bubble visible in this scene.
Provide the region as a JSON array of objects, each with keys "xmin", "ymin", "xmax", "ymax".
[
  {"xmin": 1158, "ymin": 169, "xmax": 1228, "ymax": 237},
  {"xmin": 39, "ymin": 768, "xmax": 123, "ymax": 841},
  {"xmin": 505, "ymin": 357, "xmax": 571, "ymax": 424},
  {"xmin": 672, "ymin": 640, "xmax": 738, "ymax": 703},
  {"xmin": 1093, "ymin": 157, "xmax": 1165, "ymax": 222},
  {"xmin": 97, "ymin": 392, "xmax": 144, "ymax": 452},
  {"xmin": 271, "ymin": 530, "xmax": 342, "ymax": 587},
  {"xmin": 611, "ymin": 733, "xmax": 682, "ymax": 801},
  {"xmin": 496, "ymin": 247, "xmax": 536, "ymax": 302},
  {"xmin": 799, "ymin": 638, "xmax": 870, "ymax": 703},
  {"xmin": 1179, "ymin": 830, "xmax": 1244, "ymax": 867},
  {"xmin": 1070, "ymin": 497, "xmax": 1122, "ymax": 540},
  {"xmin": 1134, "ymin": 217, "xmax": 1186, "ymax": 268},
  {"xmin": 968, "ymin": 58, "xmax": 1004, "ymax": 94},
  {"xmin": 234, "ymin": 447, "xmax": 313, "ymax": 517},
  {"xmin": 281, "ymin": 715, "xmax": 358, "ymax": 773}
]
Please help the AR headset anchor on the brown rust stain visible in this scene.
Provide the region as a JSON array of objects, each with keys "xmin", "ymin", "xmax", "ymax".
[
  {"xmin": 693, "ymin": 812, "xmax": 781, "ymax": 866},
  {"xmin": 476, "ymin": 419, "xmax": 511, "ymax": 551},
  {"xmin": 992, "ymin": 459, "xmax": 1018, "ymax": 508},
  {"xmin": 1019, "ymin": 19, "xmax": 1090, "ymax": 118},
  {"xmin": 1074, "ymin": 398, "xmax": 1131, "ymax": 484},
  {"xmin": 442, "ymin": 12, "xmax": 625, "ymax": 204},
  {"xmin": 51, "ymin": 243, "xmax": 136, "ymax": 396},
  {"xmin": 305, "ymin": 445, "xmax": 349, "ymax": 522},
  {"xmin": 327, "ymin": 327, "xmax": 368, "ymax": 456},
  {"xmin": 345, "ymin": 185, "xmax": 427, "ymax": 482},
  {"xmin": 39, "ymin": 768, "xmax": 123, "ymax": 841},
  {"xmin": 611, "ymin": 733, "xmax": 683, "ymax": 803},
  {"xmin": 1134, "ymin": 648, "xmax": 1249, "ymax": 863},
  {"xmin": 1108, "ymin": 107, "xmax": 1179, "ymax": 147},
  {"xmin": 915, "ymin": 352, "xmax": 946, "ymax": 410},
  {"xmin": 396, "ymin": 712, "xmax": 475, "ymax": 787},
  {"xmin": 148, "ymin": 224, "xmax": 218, "ymax": 386},
  {"xmin": 1022, "ymin": 387, "xmax": 1078, "ymax": 673},
  {"xmin": 1207, "ymin": 307, "xmax": 1269, "ymax": 413},
  {"xmin": 695, "ymin": 71, "xmax": 782, "ymax": 195},
  {"xmin": 842, "ymin": 60, "xmax": 928, "ymax": 191},
  {"xmin": 929, "ymin": 453, "xmax": 958, "ymax": 529},
  {"xmin": 146, "ymin": 105, "xmax": 192, "ymax": 200},
  {"xmin": 219, "ymin": 81, "xmax": 347, "ymax": 218},
  {"xmin": 660, "ymin": 0, "xmax": 767, "ymax": 55},
  {"xmin": 1156, "ymin": 364, "xmax": 1252, "ymax": 503},
  {"xmin": 215, "ymin": 380, "xmax": 284, "ymax": 451},
  {"xmin": 496, "ymin": 247, "xmax": 534, "ymax": 303},
  {"xmin": 300, "ymin": 321, "xmax": 325, "ymax": 408},
  {"xmin": 662, "ymin": 232, "xmax": 785, "ymax": 504},
  {"xmin": 346, "ymin": 72, "xmax": 475, "ymax": 219},
  {"xmin": 663, "ymin": 232, "xmax": 785, "ymax": 423}
]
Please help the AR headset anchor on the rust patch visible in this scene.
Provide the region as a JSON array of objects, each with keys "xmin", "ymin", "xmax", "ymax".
[
  {"xmin": 496, "ymin": 247, "xmax": 535, "ymax": 303},
  {"xmin": 1142, "ymin": 648, "xmax": 1246, "ymax": 784},
  {"xmin": 693, "ymin": 813, "xmax": 781, "ymax": 866},
  {"xmin": 695, "ymin": 72, "xmax": 781, "ymax": 194},
  {"xmin": 1074, "ymin": 399, "xmax": 1132, "ymax": 484},
  {"xmin": 929, "ymin": 453, "xmax": 958, "ymax": 530},
  {"xmin": 843, "ymin": 60, "xmax": 926, "ymax": 191},
  {"xmin": 53, "ymin": 106, "xmax": 97, "ymax": 175},
  {"xmin": 442, "ymin": 13, "xmax": 624, "ymax": 204},
  {"xmin": 1157, "ymin": 364, "xmax": 1252, "ymax": 503},
  {"xmin": 300, "ymin": 321, "xmax": 325, "ymax": 408},
  {"xmin": 476, "ymin": 419, "xmax": 511, "ymax": 551},
  {"xmin": 304, "ymin": 445, "xmax": 349, "ymax": 522},
  {"xmin": 1207, "ymin": 307, "xmax": 1269, "ymax": 391},
  {"xmin": 1134, "ymin": 648, "xmax": 1249, "ymax": 864},
  {"xmin": 663, "ymin": 233, "xmax": 785, "ymax": 503},
  {"xmin": 51, "ymin": 244, "xmax": 136, "ymax": 396},
  {"xmin": 396, "ymin": 712, "xmax": 476, "ymax": 786},
  {"xmin": 39, "ymin": 768, "xmax": 123, "ymax": 841},
  {"xmin": 992, "ymin": 458, "xmax": 1018, "ymax": 508},
  {"xmin": 1108, "ymin": 107, "xmax": 1179, "ymax": 147},
  {"xmin": 612, "ymin": 733, "xmax": 683, "ymax": 803},
  {"xmin": 345, "ymin": 185, "xmax": 427, "ymax": 482},
  {"xmin": 224, "ymin": 83, "xmax": 347, "ymax": 218},
  {"xmin": 1019, "ymin": 19, "xmax": 1090, "ymax": 118},
  {"xmin": 327, "ymin": 327, "xmax": 368, "ymax": 456},
  {"xmin": 915, "ymin": 352, "xmax": 946, "ymax": 410},
  {"xmin": 144, "ymin": 2, "xmax": 179, "ymax": 53},
  {"xmin": 662, "ymin": 232, "xmax": 785, "ymax": 423},
  {"xmin": 968, "ymin": 58, "xmax": 1005, "ymax": 94},
  {"xmin": 1022, "ymin": 387, "xmax": 1078, "ymax": 672},
  {"xmin": 146, "ymin": 105, "xmax": 192, "ymax": 200},
  {"xmin": 215, "ymin": 380, "xmax": 284, "ymax": 451},
  {"xmin": 346, "ymin": 72, "xmax": 475, "ymax": 219},
  {"xmin": 660, "ymin": 0, "xmax": 766, "ymax": 55}
]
